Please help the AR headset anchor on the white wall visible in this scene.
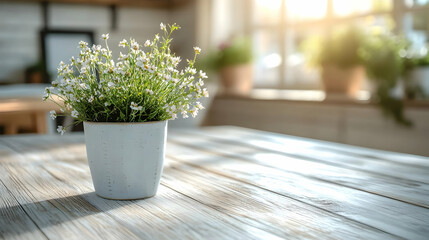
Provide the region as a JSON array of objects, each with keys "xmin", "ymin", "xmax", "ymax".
[
  {"xmin": 0, "ymin": 2, "xmax": 195, "ymax": 84},
  {"xmin": 0, "ymin": 2, "xmax": 42, "ymax": 83}
]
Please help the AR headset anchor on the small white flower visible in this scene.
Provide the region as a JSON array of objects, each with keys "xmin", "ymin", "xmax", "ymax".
[
  {"xmin": 130, "ymin": 102, "xmax": 143, "ymax": 111},
  {"xmin": 189, "ymin": 108, "xmax": 198, "ymax": 118},
  {"xmin": 57, "ymin": 125, "xmax": 66, "ymax": 135},
  {"xmin": 119, "ymin": 39, "xmax": 127, "ymax": 47},
  {"xmin": 80, "ymin": 66, "xmax": 88, "ymax": 74},
  {"xmin": 160, "ymin": 22, "xmax": 166, "ymax": 31},
  {"xmin": 131, "ymin": 41, "xmax": 139, "ymax": 51},
  {"xmin": 101, "ymin": 33, "xmax": 109, "ymax": 40},
  {"xmin": 196, "ymin": 102, "xmax": 204, "ymax": 110},
  {"xmin": 92, "ymin": 44, "xmax": 101, "ymax": 52},
  {"xmin": 118, "ymin": 52, "xmax": 129, "ymax": 61},
  {"xmin": 145, "ymin": 89, "xmax": 154, "ymax": 95},
  {"xmin": 144, "ymin": 40, "xmax": 151, "ymax": 47},
  {"xmin": 104, "ymin": 102, "xmax": 111, "ymax": 106},
  {"xmin": 49, "ymin": 110, "xmax": 57, "ymax": 120},
  {"xmin": 189, "ymin": 68, "xmax": 197, "ymax": 75},
  {"xmin": 203, "ymin": 88, "xmax": 209, "ymax": 97},
  {"xmin": 155, "ymin": 35, "xmax": 160, "ymax": 40},
  {"xmin": 71, "ymin": 110, "xmax": 79, "ymax": 118},
  {"xmin": 88, "ymin": 96, "xmax": 94, "ymax": 103},
  {"xmin": 79, "ymin": 41, "xmax": 88, "ymax": 47},
  {"xmin": 198, "ymin": 79, "xmax": 204, "ymax": 87},
  {"xmin": 199, "ymin": 70, "xmax": 208, "ymax": 79},
  {"xmin": 108, "ymin": 82, "xmax": 115, "ymax": 88},
  {"xmin": 163, "ymin": 74, "xmax": 172, "ymax": 82},
  {"xmin": 171, "ymin": 56, "xmax": 181, "ymax": 66},
  {"xmin": 148, "ymin": 65, "xmax": 157, "ymax": 73},
  {"xmin": 181, "ymin": 110, "xmax": 189, "ymax": 118},
  {"xmin": 193, "ymin": 46, "xmax": 201, "ymax": 54}
]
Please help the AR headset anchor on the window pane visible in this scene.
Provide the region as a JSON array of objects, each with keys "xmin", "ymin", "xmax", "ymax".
[
  {"xmin": 286, "ymin": 0, "xmax": 327, "ymax": 22},
  {"xmin": 333, "ymin": 0, "xmax": 392, "ymax": 17},
  {"xmin": 339, "ymin": 14, "xmax": 394, "ymax": 32},
  {"xmin": 404, "ymin": 9, "xmax": 429, "ymax": 56},
  {"xmin": 284, "ymin": 28, "xmax": 323, "ymax": 90},
  {"xmin": 253, "ymin": 30, "xmax": 281, "ymax": 88},
  {"xmin": 404, "ymin": 0, "xmax": 429, "ymax": 8},
  {"xmin": 253, "ymin": 0, "xmax": 282, "ymax": 25}
]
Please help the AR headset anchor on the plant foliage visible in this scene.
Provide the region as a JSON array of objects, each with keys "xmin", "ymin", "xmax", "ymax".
[{"xmin": 43, "ymin": 23, "xmax": 209, "ymax": 134}]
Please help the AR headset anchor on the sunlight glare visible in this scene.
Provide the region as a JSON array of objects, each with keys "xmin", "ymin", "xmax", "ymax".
[
  {"xmin": 263, "ymin": 53, "xmax": 282, "ymax": 68},
  {"xmin": 286, "ymin": 0, "xmax": 327, "ymax": 21}
]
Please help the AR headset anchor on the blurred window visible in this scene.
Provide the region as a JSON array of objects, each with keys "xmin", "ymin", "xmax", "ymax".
[
  {"xmin": 285, "ymin": 0, "xmax": 328, "ymax": 22},
  {"xmin": 333, "ymin": 0, "xmax": 392, "ymax": 17},
  {"xmin": 404, "ymin": 8, "xmax": 429, "ymax": 57},
  {"xmin": 253, "ymin": 30, "xmax": 281, "ymax": 88},
  {"xmin": 250, "ymin": 0, "xmax": 429, "ymax": 89},
  {"xmin": 253, "ymin": 0, "xmax": 282, "ymax": 25},
  {"xmin": 404, "ymin": 0, "xmax": 429, "ymax": 8}
]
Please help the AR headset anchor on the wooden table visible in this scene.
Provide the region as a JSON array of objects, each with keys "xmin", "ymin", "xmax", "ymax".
[
  {"xmin": 1, "ymin": 126, "xmax": 428, "ymax": 239},
  {"xmin": 0, "ymin": 84, "xmax": 61, "ymax": 135}
]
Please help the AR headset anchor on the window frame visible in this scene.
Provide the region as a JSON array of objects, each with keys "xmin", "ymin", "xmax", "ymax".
[{"xmin": 250, "ymin": 0, "xmax": 429, "ymax": 89}]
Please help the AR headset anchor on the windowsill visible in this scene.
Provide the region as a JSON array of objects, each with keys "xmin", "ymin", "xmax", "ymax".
[{"xmin": 215, "ymin": 89, "xmax": 429, "ymax": 108}]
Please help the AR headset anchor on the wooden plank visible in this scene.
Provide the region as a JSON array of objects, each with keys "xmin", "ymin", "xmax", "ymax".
[
  {"xmin": 203, "ymin": 126, "xmax": 429, "ymax": 167},
  {"xmin": 164, "ymin": 140, "xmax": 429, "ymax": 240},
  {"xmin": 0, "ymin": 180, "xmax": 47, "ymax": 240},
  {"xmin": 172, "ymin": 127, "xmax": 429, "ymax": 184},
  {"xmin": 0, "ymin": 137, "xmax": 285, "ymax": 240},
  {"xmin": 167, "ymin": 132, "xmax": 429, "ymax": 208},
  {"xmin": 162, "ymin": 162, "xmax": 400, "ymax": 240},
  {"xmin": 0, "ymin": 135, "xmax": 401, "ymax": 240},
  {"xmin": 0, "ymin": 157, "xmax": 140, "ymax": 239}
]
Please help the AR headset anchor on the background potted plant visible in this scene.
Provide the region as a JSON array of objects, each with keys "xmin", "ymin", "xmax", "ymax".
[
  {"xmin": 360, "ymin": 32, "xmax": 411, "ymax": 126},
  {"xmin": 202, "ymin": 37, "xmax": 253, "ymax": 96},
  {"xmin": 43, "ymin": 23, "xmax": 209, "ymax": 200},
  {"xmin": 303, "ymin": 26, "xmax": 366, "ymax": 98}
]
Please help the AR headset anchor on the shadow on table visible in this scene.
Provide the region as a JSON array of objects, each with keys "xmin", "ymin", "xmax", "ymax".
[{"xmin": 1, "ymin": 191, "xmax": 139, "ymax": 237}]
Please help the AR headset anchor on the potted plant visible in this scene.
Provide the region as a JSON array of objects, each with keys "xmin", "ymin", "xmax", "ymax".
[
  {"xmin": 43, "ymin": 23, "xmax": 209, "ymax": 200},
  {"xmin": 303, "ymin": 26, "xmax": 366, "ymax": 98},
  {"xmin": 203, "ymin": 37, "xmax": 253, "ymax": 96},
  {"xmin": 25, "ymin": 60, "xmax": 47, "ymax": 84},
  {"xmin": 360, "ymin": 32, "xmax": 411, "ymax": 126}
]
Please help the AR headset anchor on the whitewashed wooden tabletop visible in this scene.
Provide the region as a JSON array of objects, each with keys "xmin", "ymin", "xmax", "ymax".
[{"xmin": 0, "ymin": 126, "xmax": 428, "ymax": 240}]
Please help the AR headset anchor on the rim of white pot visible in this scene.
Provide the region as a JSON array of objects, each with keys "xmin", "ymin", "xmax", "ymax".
[{"xmin": 84, "ymin": 120, "xmax": 168, "ymax": 125}]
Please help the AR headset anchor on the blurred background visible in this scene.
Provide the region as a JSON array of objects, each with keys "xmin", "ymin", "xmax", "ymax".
[{"xmin": 0, "ymin": 0, "xmax": 428, "ymax": 156}]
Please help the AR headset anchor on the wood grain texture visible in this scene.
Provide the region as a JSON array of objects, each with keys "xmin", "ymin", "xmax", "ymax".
[
  {"xmin": 0, "ymin": 135, "xmax": 282, "ymax": 240},
  {"xmin": 1, "ymin": 126, "xmax": 429, "ymax": 239},
  {"xmin": 168, "ymin": 129, "xmax": 429, "ymax": 208},
  {"xmin": 161, "ymin": 163, "xmax": 399, "ymax": 240},
  {"xmin": 166, "ymin": 132, "xmax": 429, "ymax": 240},
  {"xmin": 0, "ymin": 180, "xmax": 47, "ymax": 240}
]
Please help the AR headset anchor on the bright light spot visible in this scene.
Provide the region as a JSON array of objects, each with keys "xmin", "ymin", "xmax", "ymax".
[
  {"xmin": 287, "ymin": 0, "xmax": 327, "ymax": 20},
  {"xmin": 263, "ymin": 53, "xmax": 282, "ymax": 68},
  {"xmin": 287, "ymin": 53, "xmax": 304, "ymax": 66},
  {"xmin": 332, "ymin": 0, "xmax": 372, "ymax": 16}
]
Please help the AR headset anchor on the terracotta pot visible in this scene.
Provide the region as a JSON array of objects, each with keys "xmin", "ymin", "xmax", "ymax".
[
  {"xmin": 321, "ymin": 64, "xmax": 365, "ymax": 98},
  {"xmin": 219, "ymin": 64, "xmax": 253, "ymax": 96}
]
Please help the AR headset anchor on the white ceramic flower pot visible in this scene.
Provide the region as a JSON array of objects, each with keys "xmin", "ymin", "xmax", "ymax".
[{"xmin": 83, "ymin": 121, "xmax": 168, "ymax": 200}]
